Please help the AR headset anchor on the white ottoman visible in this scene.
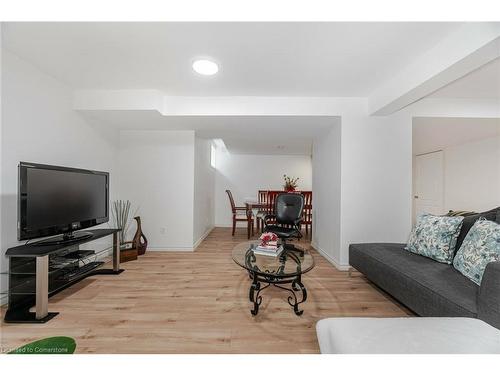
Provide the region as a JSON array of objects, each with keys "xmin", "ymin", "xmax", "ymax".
[{"xmin": 316, "ymin": 317, "xmax": 500, "ymax": 354}]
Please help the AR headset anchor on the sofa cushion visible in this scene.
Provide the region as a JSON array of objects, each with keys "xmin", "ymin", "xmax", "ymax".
[
  {"xmin": 350, "ymin": 243, "xmax": 478, "ymax": 317},
  {"xmin": 454, "ymin": 207, "xmax": 499, "ymax": 254},
  {"xmin": 453, "ymin": 219, "xmax": 500, "ymax": 285},
  {"xmin": 406, "ymin": 214, "xmax": 464, "ymax": 264}
]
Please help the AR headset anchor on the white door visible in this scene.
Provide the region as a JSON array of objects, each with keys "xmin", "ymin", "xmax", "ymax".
[{"xmin": 414, "ymin": 151, "xmax": 444, "ymax": 220}]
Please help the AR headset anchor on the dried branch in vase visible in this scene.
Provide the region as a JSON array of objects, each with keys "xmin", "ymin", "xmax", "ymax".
[{"xmin": 111, "ymin": 200, "xmax": 138, "ymax": 244}]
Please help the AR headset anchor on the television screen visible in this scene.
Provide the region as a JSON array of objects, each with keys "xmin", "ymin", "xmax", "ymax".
[{"xmin": 18, "ymin": 162, "xmax": 109, "ymax": 241}]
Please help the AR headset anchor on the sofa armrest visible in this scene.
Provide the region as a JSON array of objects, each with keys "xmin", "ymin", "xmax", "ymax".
[{"xmin": 478, "ymin": 261, "xmax": 500, "ymax": 329}]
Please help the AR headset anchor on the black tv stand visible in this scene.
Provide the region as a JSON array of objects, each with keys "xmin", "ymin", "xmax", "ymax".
[
  {"xmin": 3, "ymin": 228, "xmax": 123, "ymax": 324},
  {"xmin": 34, "ymin": 231, "xmax": 94, "ymax": 246}
]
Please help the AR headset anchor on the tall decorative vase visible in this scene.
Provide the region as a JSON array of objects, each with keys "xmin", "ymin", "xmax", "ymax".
[{"xmin": 132, "ymin": 216, "xmax": 148, "ymax": 256}]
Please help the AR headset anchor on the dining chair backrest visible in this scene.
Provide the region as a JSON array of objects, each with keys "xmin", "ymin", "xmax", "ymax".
[
  {"xmin": 266, "ymin": 190, "xmax": 282, "ymax": 215},
  {"xmin": 258, "ymin": 190, "xmax": 268, "ymax": 204},
  {"xmin": 225, "ymin": 189, "xmax": 237, "ymax": 214},
  {"xmin": 301, "ymin": 191, "xmax": 313, "ymax": 223},
  {"xmin": 301, "ymin": 191, "xmax": 312, "ymax": 206},
  {"xmin": 275, "ymin": 193, "xmax": 304, "ymax": 225}
]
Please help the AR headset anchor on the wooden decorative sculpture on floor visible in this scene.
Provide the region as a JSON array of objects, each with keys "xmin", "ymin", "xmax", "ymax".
[
  {"xmin": 120, "ymin": 216, "xmax": 148, "ymax": 262},
  {"xmin": 131, "ymin": 216, "xmax": 148, "ymax": 255}
]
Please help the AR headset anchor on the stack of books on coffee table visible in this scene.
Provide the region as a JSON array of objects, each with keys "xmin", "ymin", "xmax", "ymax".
[{"xmin": 253, "ymin": 241, "xmax": 284, "ymax": 257}]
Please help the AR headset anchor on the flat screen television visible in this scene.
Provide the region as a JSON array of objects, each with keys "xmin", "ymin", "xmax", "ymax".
[{"xmin": 18, "ymin": 162, "xmax": 109, "ymax": 244}]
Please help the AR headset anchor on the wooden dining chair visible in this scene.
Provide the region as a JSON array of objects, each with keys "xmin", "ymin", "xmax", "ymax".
[
  {"xmin": 258, "ymin": 190, "xmax": 268, "ymax": 204},
  {"xmin": 301, "ymin": 191, "xmax": 313, "ymax": 237},
  {"xmin": 226, "ymin": 190, "xmax": 253, "ymax": 236},
  {"xmin": 256, "ymin": 190, "xmax": 269, "ymax": 232},
  {"xmin": 263, "ymin": 190, "xmax": 281, "ymax": 227}
]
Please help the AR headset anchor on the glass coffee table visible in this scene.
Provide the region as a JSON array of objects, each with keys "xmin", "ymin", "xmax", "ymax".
[{"xmin": 232, "ymin": 241, "xmax": 315, "ymax": 316}]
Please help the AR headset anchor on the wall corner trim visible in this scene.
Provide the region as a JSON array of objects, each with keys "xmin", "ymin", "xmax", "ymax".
[
  {"xmin": 193, "ymin": 227, "xmax": 215, "ymax": 250},
  {"xmin": 310, "ymin": 242, "xmax": 350, "ymax": 271}
]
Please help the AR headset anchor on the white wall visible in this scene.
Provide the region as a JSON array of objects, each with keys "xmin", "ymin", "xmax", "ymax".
[
  {"xmin": 412, "ymin": 116, "xmax": 500, "ymax": 217},
  {"xmin": 1, "ymin": 50, "xmax": 119, "ymax": 247},
  {"xmin": 118, "ymin": 130, "xmax": 195, "ymax": 250},
  {"xmin": 310, "ymin": 110, "xmax": 414, "ymax": 270},
  {"xmin": 444, "ymin": 136, "xmax": 500, "ymax": 212},
  {"xmin": 337, "ymin": 113, "xmax": 414, "ymax": 267},
  {"xmin": 214, "ymin": 151, "xmax": 312, "ymax": 227},
  {"xmin": 311, "ymin": 122, "xmax": 342, "ymax": 268},
  {"xmin": 193, "ymin": 137, "xmax": 215, "ymax": 246},
  {"xmin": 338, "ymin": 101, "xmax": 500, "ymax": 269},
  {"xmin": 0, "ymin": 24, "xmax": 4, "ymax": 298},
  {"xmin": 1, "ymin": 50, "xmax": 119, "ymax": 300}
]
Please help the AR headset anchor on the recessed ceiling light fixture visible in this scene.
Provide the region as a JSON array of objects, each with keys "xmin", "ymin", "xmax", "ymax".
[{"xmin": 192, "ymin": 59, "xmax": 219, "ymax": 76}]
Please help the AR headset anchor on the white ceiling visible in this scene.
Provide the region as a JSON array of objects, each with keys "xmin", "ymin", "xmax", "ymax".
[
  {"xmin": 413, "ymin": 117, "xmax": 500, "ymax": 155},
  {"xmin": 80, "ymin": 112, "xmax": 339, "ymax": 155},
  {"xmin": 3, "ymin": 22, "xmax": 462, "ymax": 96},
  {"xmin": 9, "ymin": 22, "xmax": 496, "ymax": 156},
  {"xmin": 429, "ymin": 58, "xmax": 500, "ymax": 99}
]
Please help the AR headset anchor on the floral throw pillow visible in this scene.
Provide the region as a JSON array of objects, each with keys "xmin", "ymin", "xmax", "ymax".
[
  {"xmin": 405, "ymin": 213, "xmax": 464, "ymax": 264},
  {"xmin": 453, "ymin": 219, "xmax": 500, "ymax": 285}
]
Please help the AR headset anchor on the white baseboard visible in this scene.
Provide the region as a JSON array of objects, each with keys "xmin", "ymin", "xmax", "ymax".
[
  {"xmin": 147, "ymin": 247, "xmax": 195, "ymax": 252},
  {"xmin": 215, "ymin": 223, "xmax": 247, "ymax": 228},
  {"xmin": 145, "ymin": 227, "xmax": 214, "ymax": 252},
  {"xmin": 215, "ymin": 223, "xmax": 231, "ymax": 227},
  {"xmin": 193, "ymin": 227, "xmax": 214, "ymax": 250},
  {"xmin": 310, "ymin": 241, "xmax": 350, "ymax": 271}
]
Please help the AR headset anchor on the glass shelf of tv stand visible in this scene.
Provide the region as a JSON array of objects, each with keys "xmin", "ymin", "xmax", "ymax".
[
  {"xmin": 2, "ymin": 249, "xmax": 111, "ymax": 296},
  {"xmin": 6, "ymin": 247, "xmax": 112, "ymax": 276}
]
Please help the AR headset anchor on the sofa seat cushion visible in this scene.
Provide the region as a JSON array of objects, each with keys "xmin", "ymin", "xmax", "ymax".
[{"xmin": 349, "ymin": 243, "xmax": 479, "ymax": 316}]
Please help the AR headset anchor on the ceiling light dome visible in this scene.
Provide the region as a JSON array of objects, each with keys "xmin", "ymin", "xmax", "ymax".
[{"xmin": 192, "ymin": 59, "xmax": 219, "ymax": 75}]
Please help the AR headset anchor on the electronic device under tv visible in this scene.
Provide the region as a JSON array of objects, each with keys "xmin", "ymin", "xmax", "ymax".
[{"xmin": 18, "ymin": 162, "xmax": 109, "ymax": 245}]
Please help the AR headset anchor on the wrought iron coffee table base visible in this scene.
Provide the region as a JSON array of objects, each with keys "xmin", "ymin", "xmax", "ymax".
[{"xmin": 248, "ymin": 271, "xmax": 307, "ymax": 316}]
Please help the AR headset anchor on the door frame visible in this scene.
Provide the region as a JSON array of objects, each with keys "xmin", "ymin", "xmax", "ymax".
[{"xmin": 412, "ymin": 150, "xmax": 445, "ymax": 224}]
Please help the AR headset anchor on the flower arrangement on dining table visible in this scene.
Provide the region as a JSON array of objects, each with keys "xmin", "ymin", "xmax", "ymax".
[{"xmin": 283, "ymin": 174, "xmax": 299, "ymax": 192}]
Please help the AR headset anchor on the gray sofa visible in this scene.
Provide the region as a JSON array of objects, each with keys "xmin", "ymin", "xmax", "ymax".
[
  {"xmin": 349, "ymin": 210, "xmax": 500, "ymax": 329},
  {"xmin": 350, "ymin": 243, "xmax": 500, "ymax": 328}
]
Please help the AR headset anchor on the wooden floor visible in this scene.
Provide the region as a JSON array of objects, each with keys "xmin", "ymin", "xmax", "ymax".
[{"xmin": 0, "ymin": 227, "xmax": 412, "ymax": 353}]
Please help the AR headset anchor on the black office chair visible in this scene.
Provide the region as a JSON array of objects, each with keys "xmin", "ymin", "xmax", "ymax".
[{"xmin": 263, "ymin": 193, "xmax": 304, "ymax": 253}]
